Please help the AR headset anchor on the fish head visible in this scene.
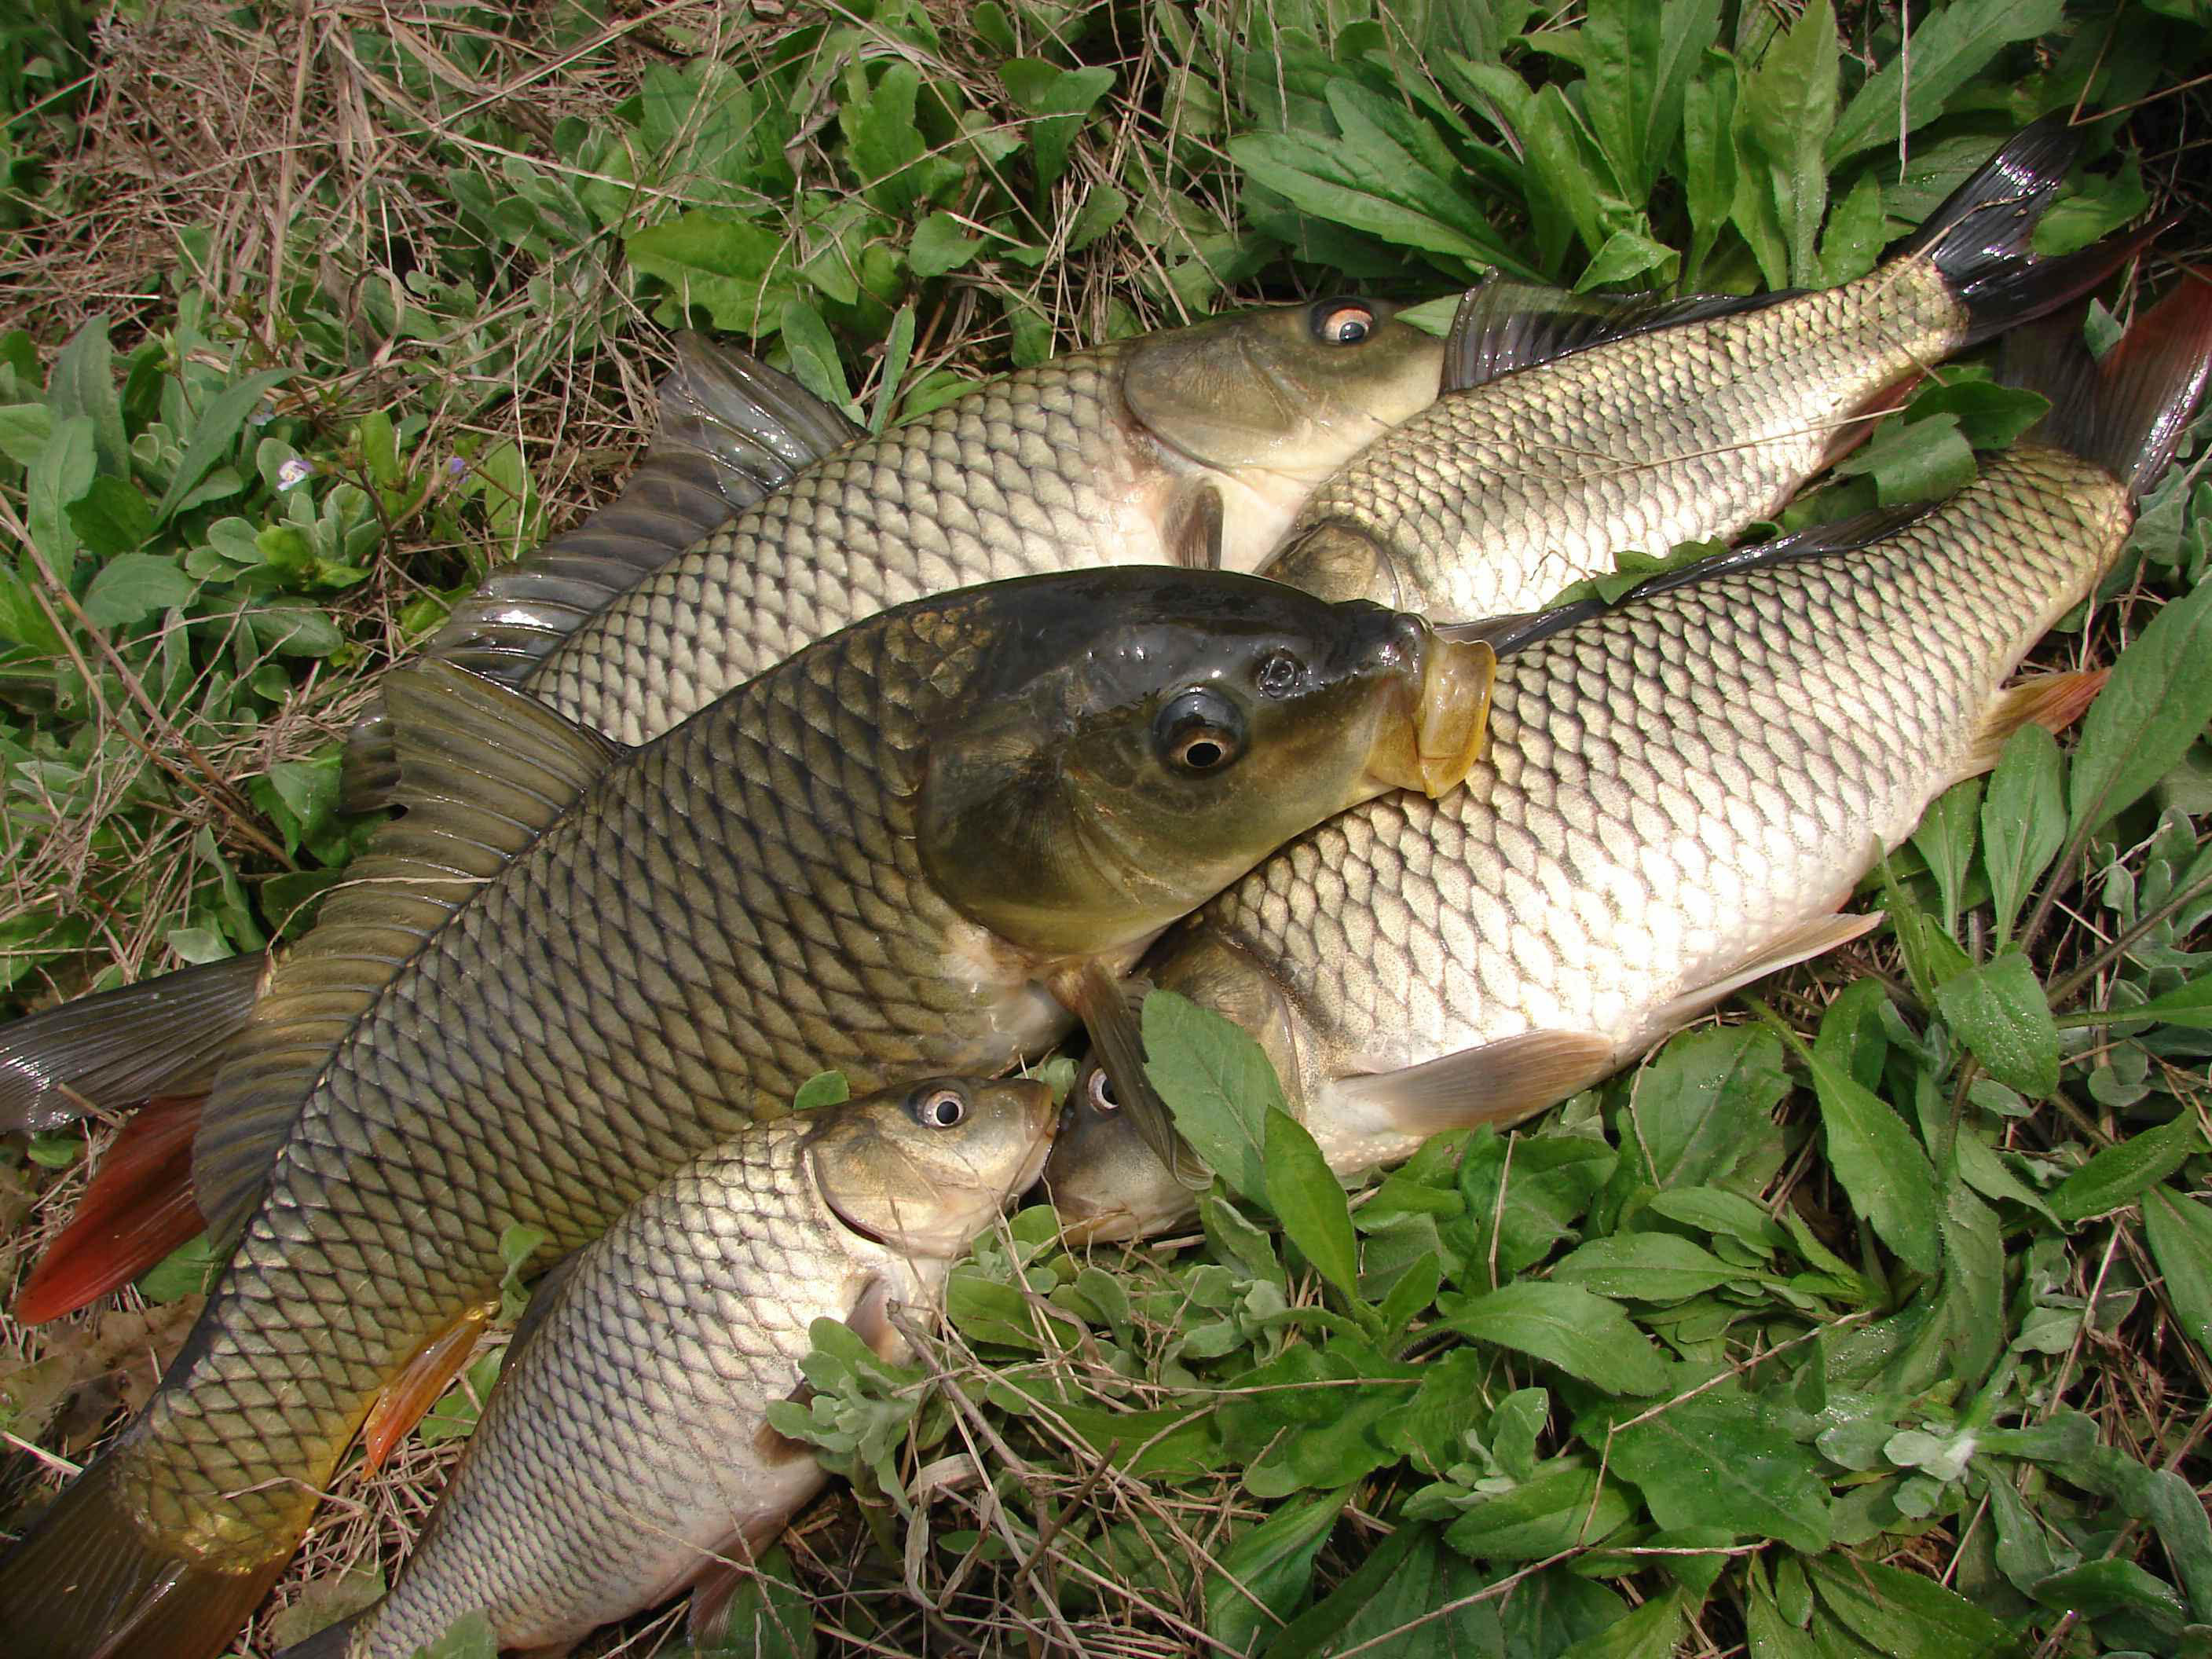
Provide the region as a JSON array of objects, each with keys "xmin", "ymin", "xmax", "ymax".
[
  {"xmin": 810, "ymin": 1076, "xmax": 1059, "ymax": 1259},
  {"xmin": 918, "ymin": 570, "xmax": 1496, "ymax": 960},
  {"xmin": 1121, "ymin": 295, "xmax": 1444, "ymax": 478},
  {"xmin": 1046, "ymin": 930, "xmax": 1306, "ymax": 1242}
]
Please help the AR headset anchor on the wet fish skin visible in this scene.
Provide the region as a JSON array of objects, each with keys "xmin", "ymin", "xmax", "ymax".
[
  {"xmin": 0, "ymin": 564, "xmax": 1489, "ymax": 1659},
  {"xmin": 1258, "ymin": 122, "xmax": 2115, "ymax": 622},
  {"xmin": 340, "ymin": 1077, "xmax": 1056, "ymax": 1659},
  {"xmin": 532, "ymin": 297, "xmax": 1445, "ymax": 745},
  {"xmin": 1048, "ymin": 440, "xmax": 2141, "ymax": 1243}
]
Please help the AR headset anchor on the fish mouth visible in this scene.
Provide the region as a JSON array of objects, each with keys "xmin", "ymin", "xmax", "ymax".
[{"xmin": 1363, "ymin": 627, "xmax": 1496, "ymax": 797}]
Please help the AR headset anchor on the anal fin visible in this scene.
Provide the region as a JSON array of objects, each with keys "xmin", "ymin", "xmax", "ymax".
[
  {"xmin": 15, "ymin": 1093, "xmax": 207, "ymax": 1324},
  {"xmin": 1335, "ymin": 1030, "xmax": 1617, "ymax": 1136},
  {"xmin": 1953, "ymin": 668, "xmax": 2108, "ymax": 785},
  {"xmin": 1653, "ymin": 912, "xmax": 1885, "ymax": 1029},
  {"xmin": 360, "ymin": 1302, "xmax": 495, "ymax": 1471}
]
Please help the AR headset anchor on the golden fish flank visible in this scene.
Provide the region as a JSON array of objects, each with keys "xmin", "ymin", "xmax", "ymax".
[
  {"xmin": 1259, "ymin": 119, "xmax": 2140, "ymax": 623},
  {"xmin": 339, "ymin": 1078, "xmax": 1055, "ymax": 1659},
  {"xmin": 1047, "ymin": 279, "xmax": 2212, "ymax": 1243},
  {"xmin": 0, "ymin": 563, "xmax": 1493, "ymax": 1659}
]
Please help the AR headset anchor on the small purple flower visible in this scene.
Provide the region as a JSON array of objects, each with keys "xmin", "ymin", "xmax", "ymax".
[
  {"xmin": 446, "ymin": 455, "xmax": 470, "ymax": 479},
  {"xmin": 276, "ymin": 456, "xmax": 313, "ymax": 490}
]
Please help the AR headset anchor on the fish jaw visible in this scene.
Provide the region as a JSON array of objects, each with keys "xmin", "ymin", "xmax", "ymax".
[{"xmin": 1359, "ymin": 627, "xmax": 1496, "ymax": 798}]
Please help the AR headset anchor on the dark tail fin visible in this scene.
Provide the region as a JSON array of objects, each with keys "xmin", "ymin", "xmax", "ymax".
[
  {"xmin": 0, "ymin": 954, "xmax": 263, "ymax": 1133},
  {"xmin": 15, "ymin": 1093, "xmax": 206, "ymax": 1324},
  {"xmin": 1890, "ymin": 117, "xmax": 2166, "ymax": 347},
  {"xmin": 1998, "ymin": 272, "xmax": 2212, "ymax": 500},
  {"xmin": 0, "ymin": 1445, "xmax": 286, "ymax": 1659}
]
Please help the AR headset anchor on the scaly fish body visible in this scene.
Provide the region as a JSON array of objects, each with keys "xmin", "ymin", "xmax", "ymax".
[
  {"xmin": 338, "ymin": 1078, "xmax": 1056, "ymax": 1659},
  {"xmin": 1258, "ymin": 122, "xmax": 2127, "ymax": 621},
  {"xmin": 0, "ymin": 565, "xmax": 1490, "ymax": 1659},
  {"xmin": 1048, "ymin": 271, "xmax": 2212, "ymax": 1240}
]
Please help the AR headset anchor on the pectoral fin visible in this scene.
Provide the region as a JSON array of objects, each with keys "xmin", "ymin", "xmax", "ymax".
[
  {"xmin": 361, "ymin": 1302, "xmax": 495, "ymax": 1471},
  {"xmin": 1949, "ymin": 669, "xmax": 2108, "ymax": 787},
  {"xmin": 1335, "ymin": 1031, "xmax": 1617, "ymax": 1136}
]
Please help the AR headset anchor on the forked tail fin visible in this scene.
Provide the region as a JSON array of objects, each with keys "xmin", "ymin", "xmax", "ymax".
[
  {"xmin": 1892, "ymin": 117, "xmax": 2167, "ymax": 348},
  {"xmin": 1998, "ymin": 272, "xmax": 2212, "ymax": 500},
  {"xmin": 0, "ymin": 1441, "xmax": 289, "ymax": 1659}
]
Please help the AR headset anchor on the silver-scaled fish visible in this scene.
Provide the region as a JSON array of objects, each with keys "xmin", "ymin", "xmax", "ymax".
[{"xmin": 1046, "ymin": 276, "xmax": 2212, "ymax": 1242}]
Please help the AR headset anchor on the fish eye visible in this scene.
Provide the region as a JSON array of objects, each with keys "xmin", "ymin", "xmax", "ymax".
[
  {"xmin": 1086, "ymin": 1067, "xmax": 1120, "ymax": 1115},
  {"xmin": 1255, "ymin": 650, "xmax": 1302, "ymax": 700},
  {"xmin": 1154, "ymin": 688, "xmax": 1247, "ymax": 775},
  {"xmin": 1311, "ymin": 298, "xmax": 1375, "ymax": 346},
  {"xmin": 912, "ymin": 1086, "xmax": 967, "ymax": 1129}
]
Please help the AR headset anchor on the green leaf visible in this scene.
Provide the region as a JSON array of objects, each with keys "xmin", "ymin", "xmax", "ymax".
[
  {"xmin": 137, "ymin": 1231, "xmax": 223, "ymax": 1302},
  {"xmin": 154, "ymin": 368, "xmax": 292, "ymax": 524},
  {"xmin": 2144, "ymin": 1187, "xmax": 2212, "ymax": 1361},
  {"xmin": 1440, "ymin": 1282, "xmax": 1669, "ymax": 1394},
  {"xmin": 999, "ymin": 60, "xmax": 1115, "ymax": 192},
  {"xmin": 1558, "ymin": 1591, "xmax": 1686, "ymax": 1659},
  {"xmin": 1551, "ymin": 1232, "xmax": 1747, "ymax": 1300},
  {"xmin": 1444, "ymin": 1459, "xmax": 1638, "ymax": 1561},
  {"xmin": 2119, "ymin": 976, "xmax": 2212, "ymax": 1029},
  {"xmin": 1933, "ymin": 951, "xmax": 2060, "ymax": 1097},
  {"xmin": 29, "ymin": 412, "xmax": 96, "ymax": 563},
  {"xmin": 417, "ymin": 1610, "xmax": 499, "ymax": 1659},
  {"xmin": 1982, "ymin": 723, "xmax": 2066, "ymax": 948},
  {"xmin": 2045, "ymin": 1112, "xmax": 2203, "ymax": 1222},
  {"xmin": 1807, "ymin": 1051, "xmax": 1941, "ymax": 1274},
  {"xmin": 1826, "ymin": 0, "xmax": 2067, "ymax": 165},
  {"xmin": 1229, "ymin": 130, "xmax": 1535, "ymax": 276},
  {"xmin": 693, "ymin": 1544, "xmax": 815, "ymax": 1658},
  {"xmin": 48, "ymin": 315, "xmax": 127, "ymax": 478},
  {"xmin": 1599, "ymin": 1390, "xmax": 1831, "ymax": 1551},
  {"xmin": 1262, "ymin": 1528, "xmax": 1499, "ymax": 1659},
  {"xmin": 1746, "ymin": 1577, "xmax": 1819, "ymax": 1659},
  {"xmin": 793, "ymin": 1071, "xmax": 850, "ymax": 1112},
  {"xmin": 1620, "ymin": 1025, "xmax": 1787, "ymax": 1190},
  {"xmin": 0, "ymin": 401, "xmax": 54, "ymax": 467},
  {"xmin": 1741, "ymin": 0, "xmax": 1837, "ymax": 284},
  {"xmin": 842, "ymin": 61, "xmax": 928, "ymax": 214},
  {"xmin": 1833, "ymin": 411, "xmax": 1977, "ymax": 506},
  {"xmin": 1909, "ymin": 778, "xmax": 1980, "ymax": 937},
  {"xmin": 67, "ymin": 475, "xmax": 156, "ymax": 557},
  {"xmin": 1263, "ymin": 1108, "xmax": 1361, "ymax": 1308},
  {"xmin": 2069, "ymin": 576, "xmax": 2212, "ymax": 841},
  {"xmin": 1144, "ymin": 989, "xmax": 1284, "ymax": 1204},
  {"xmin": 1807, "ymin": 1556, "xmax": 2012, "ymax": 1657},
  {"xmin": 626, "ymin": 213, "xmax": 794, "ymax": 335},
  {"xmin": 81, "ymin": 552, "xmax": 193, "ymax": 630},
  {"xmin": 1562, "ymin": 0, "xmax": 1719, "ymax": 202},
  {"xmin": 1204, "ymin": 1487, "xmax": 1349, "ymax": 1656},
  {"xmin": 909, "ymin": 211, "xmax": 984, "ymax": 280},
  {"xmin": 778, "ymin": 300, "xmax": 856, "ymax": 422}
]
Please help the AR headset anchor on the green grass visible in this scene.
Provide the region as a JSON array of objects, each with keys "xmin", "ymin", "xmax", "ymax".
[{"xmin": 2, "ymin": 1, "xmax": 2211, "ymax": 1655}]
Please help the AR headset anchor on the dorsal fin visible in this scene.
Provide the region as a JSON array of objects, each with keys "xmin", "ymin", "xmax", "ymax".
[
  {"xmin": 340, "ymin": 337, "xmax": 860, "ymax": 813},
  {"xmin": 195, "ymin": 664, "xmax": 623, "ymax": 1247},
  {"xmin": 1442, "ymin": 278, "xmax": 1800, "ymax": 394}
]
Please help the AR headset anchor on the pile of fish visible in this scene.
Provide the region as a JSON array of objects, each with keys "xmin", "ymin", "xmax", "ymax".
[{"xmin": 1, "ymin": 119, "xmax": 2209, "ymax": 1659}]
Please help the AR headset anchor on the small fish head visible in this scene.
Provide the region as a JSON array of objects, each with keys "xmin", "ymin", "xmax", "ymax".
[
  {"xmin": 1043, "ymin": 1058, "xmax": 1200, "ymax": 1243},
  {"xmin": 918, "ymin": 569, "xmax": 1495, "ymax": 960},
  {"xmin": 1121, "ymin": 296, "xmax": 1444, "ymax": 477},
  {"xmin": 810, "ymin": 1077, "xmax": 1058, "ymax": 1259}
]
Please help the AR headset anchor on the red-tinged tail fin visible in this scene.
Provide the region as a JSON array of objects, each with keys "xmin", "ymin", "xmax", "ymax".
[
  {"xmin": 15, "ymin": 1094, "xmax": 207, "ymax": 1324},
  {"xmin": 0, "ymin": 1446, "xmax": 286, "ymax": 1659},
  {"xmin": 1891, "ymin": 118, "xmax": 2166, "ymax": 348},
  {"xmin": 2000, "ymin": 272, "xmax": 2212, "ymax": 500},
  {"xmin": 0, "ymin": 954, "xmax": 265, "ymax": 1133}
]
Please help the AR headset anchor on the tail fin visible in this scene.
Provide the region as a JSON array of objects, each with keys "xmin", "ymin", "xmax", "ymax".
[
  {"xmin": 0, "ymin": 1446, "xmax": 287, "ymax": 1659},
  {"xmin": 1999, "ymin": 273, "xmax": 2212, "ymax": 500},
  {"xmin": 15, "ymin": 1093, "xmax": 207, "ymax": 1324},
  {"xmin": 1890, "ymin": 118, "xmax": 2165, "ymax": 347},
  {"xmin": 0, "ymin": 954, "xmax": 264, "ymax": 1133}
]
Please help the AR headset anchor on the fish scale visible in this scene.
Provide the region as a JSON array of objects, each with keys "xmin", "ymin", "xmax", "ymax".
[{"xmin": 1218, "ymin": 447, "xmax": 2119, "ymax": 1127}]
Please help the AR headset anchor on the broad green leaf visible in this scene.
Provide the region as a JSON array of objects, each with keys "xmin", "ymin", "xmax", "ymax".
[
  {"xmin": 1551, "ymin": 1232, "xmax": 1746, "ymax": 1300},
  {"xmin": 1440, "ymin": 1282, "xmax": 1669, "ymax": 1394},
  {"xmin": 0, "ymin": 402, "xmax": 54, "ymax": 467},
  {"xmin": 2144, "ymin": 1186, "xmax": 2212, "ymax": 1361},
  {"xmin": 1746, "ymin": 1577, "xmax": 1820, "ymax": 1659},
  {"xmin": 870, "ymin": 303, "xmax": 916, "ymax": 435},
  {"xmin": 1204, "ymin": 1487, "xmax": 1349, "ymax": 1656},
  {"xmin": 154, "ymin": 368, "xmax": 293, "ymax": 523},
  {"xmin": 1262, "ymin": 1527, "xmax": 1500, "ymax": 1659},
  {"xmin": 1807, "ymin": 1052, "xmax": 1941, "ymax": 1273},
  {"xmin": 1939, "ymin": 1184, "xmax": 2006, "ymax": 1388},
  {"xmin": 418, "ymin": 1611, "xmax": 499, "ymax": 1659},
  {"xmin": 1263, "ymin": 1108, "xmax": 1361, "ymax": 1307},
  {"xmin": 1909, "ymin": 778, "xmax": 1981, "ymax": 936},
  {"xmin": 1066, "ymin": 180, "xmax": 1127, "ymax": 251},
  {"xmin": 2119, "ymin": 976, "xmax": 2212, "ymax": 1029},
  {"xmin": 1458, "ymin": 1132, "xmax": 1618, "ymax": 1276},
  {"xmin": 67, "ymin": 475, "xmax": 156, "ymax": 557},
  {"xmin": 81, "ymin": 552, "xmax": 193, "ymax": 630},
  {"xmin": 2068, "ymin": 576, "xmax": 2212, "ymax": 840},
  {"xmin": 1558, "ymin": 1591, "xmax": 1685, "ymax": 1659},
  {"xmin": 694, "ymin": 1544, "xmax": 816, "ymax": 1658},
  {"xmin": 999, "ymin": 60, "xmax": 1115, "ymax": 192},
  {"xmin": 2045, "ymin": 1112, "xmax": 2202, "ymax": 1222},
  {"xmin": 137, "ymin": 1231, "xmax": 222, "ymax": 1302},
  {"xmin": 1620, "ymin": 1025, "xmax": 1787, "ymax": 1190},
  {"xmin": 1807, "ymin": 1555, "xmax": 2012, "ymax": 1657},
  {"xmin": 1443, "ymin": 1459, "xmax": 1637, "ymax": 1560},
  {"xmin": 778, "ymin": 300, "xmax": 856, "ymax": 421},
  {"xmin": 1573, "ymin": 229, "xmax": 1677, "ymax": 292},
  {"xmin": 626, "ymin": 213, "xmax": 794, "ymax": 335},
  {"xmin": 1817, "ymin": 170, "xmax": 1884, "ymax": 286},
  {"xmin": 1229, "ymin": 130, "xmax": 1536, "ymax": 276},
  {"xmin": 1558, "ymin": 0, "xmax": 1719, "ymax": 201},
  {"xmin": 1741, "ymin": 0, "xmax": 1837, "ymax": 284},
  {"xmin": 909, "ymin": 211, "xmax": 984, "ymax": 280},
  {"xmin": 1680, "ymin": 68, "xmax": 1737, "ymax": 281},
  {"xmin": 48, "ymin": 317, "xmax": 126, "ymax": 478},
  {"xmin": 1645, "ymin": 1187, "xmax": 1789, "ymax": 1254},
  {"xmin": 1144, "ymin": 989, "xmax": 1284, "ymax": 1204},
  {"xmin": 1907, "ymin": 380, "xmax": 2053, "ymax": 451},
  {"xmin": 1600, "ymin": 1391, "xmax": 1831, "ymax": 1551},
  {"xmin": 840, "ymin": 61, "xmax": 928, "ymax": 214},
  {"xmin": 1982, "ymin": 723, "xmax": 2065, "ymax": 947},
  {"xmin": 1933, "ymin": 951, "xmax": 2060, "ymax": 1097},
  {"xmin": 29, "ymin": 413, "xmax": 96, "ymax": 564},
  {"xmin": 1827, "ymin": 0, "xmax": 2066, "ymax": 165},
  {"xmin": 1833, "ymin": 411, "xmax": 1977, "ymax": 506}
]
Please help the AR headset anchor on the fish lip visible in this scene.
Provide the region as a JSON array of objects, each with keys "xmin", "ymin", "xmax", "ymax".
[{"xmin": 1362, "ymin": 624, "xmax": 1496, "ymax": 798}]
